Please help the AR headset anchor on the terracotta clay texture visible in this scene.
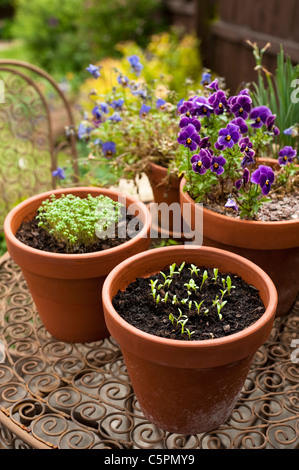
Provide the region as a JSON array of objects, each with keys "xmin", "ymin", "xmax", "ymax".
[
  {"xmin": 4, "ymin": 187, "xmax": 151, "ymax": 343},
  {"xmin": 102, "ymin": 245, "xmax": 277, "ymax": 435},
  {"xmin": 179, "ymin": 159, "xmax": 299, "ymax": 318}
]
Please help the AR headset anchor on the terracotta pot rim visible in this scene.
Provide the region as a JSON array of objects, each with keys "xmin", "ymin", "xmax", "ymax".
[
  {"xmin": 103, "ymin": 245, "xmax": 277, "ymax": 350},
  {"xmin": 4, "ymin": 186, "xmax": 152, "ymax": 260},
  {"xmin": 180, "ymin": 177, "xmax": 299, "ymax": 228}
]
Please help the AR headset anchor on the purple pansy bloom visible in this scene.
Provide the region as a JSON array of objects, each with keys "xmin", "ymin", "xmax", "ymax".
[
  {"xmin": 201, "ymin": 72, "xmax": 211, "ymax": 85},
  {"xmin": 117, "ymin": 75, "xmax": 129, "ymax": 87},
  {"xmin": 128, "ymin": 55, "xmax": 143, "ymax": 76},
  {"xmin": 86, "ymin": 64, "xmax": 102, "ymax": 79},
  {"xmin": 250, "ymin": 106, "xmax": 272, "ymax": 128},
  {"xmin": 207, "ymin": 78, "xmax": 219, "ymax": 91},
  {"xmin": 266, "ymin": 114, "xmax": 280, "ymax": 135},
  {"xmin": 230, "ymin": 117, "xmax": 248, "ymax": 134},
  {"xmin": 92, "ymin": 106, "xmax": 103, "ymax": 121},
  {"xmin": 108, "ymin": 112, "xmax": 122, "ymax": 122},
  {"xmin": 208, "ymin": 90, "xmax": 228, "ymax": 115},
  {"xmin": 283, "ymin": 127, "xmax": 294, "ymax": 136},
  {"xmin": 210, "ymin": 155, "xmax": 226, "ymax": 175},
  {"xmin": 179, "ymin": 100, "xmax": 195, "ymax": 117},
  {"xmin": 231, "ymin": 94, "xmax": 252, "ymax": 119},
  {"xmin": 179, "ymin": 115, "xmax": 201, "ymax": 131},
  {"xmin": 140, "ymin": 103, "xmax": 151, "ymax": 118},
  {"xmin": 225, "ymin": 198, "xmax": 239, "ymax": 212},
  {"xmin": 100, "ymin": 103, "xmax": 110, "ymax": 114},
  {"xmin": 251, "ymin": 165, "xmax": 275, "ymax": 195},
  {"xmin": 102, "ymin": 142, "xmax": 116, "ymax": 158},
  {"xmin": 156, "ymin": 98, "xmax": 167, "ymax": 110},
  {"xmin": 191, "ymin": 149, "xmax": 212, "ymax": 174},
  {"xmin": 177, "ymin": 124, "xmax": 200, "ymax": 151},
  {"xmin": 191, "ymin": 96, "xmax": 214, "ymax": 117},
  {"xmin": 239, "ymin": 137, "xmax": 255, "ymax": 157},
  {"xmin": 217, "ymin": 123, "xmax": 241, "ymax": 149},
  {"xmin": 198, "ymin": 136, "xmax": 211, "ymax": 150},
  {"xmin": 52, "ymin": 167, "xmax": 65, "ymax": 180},
  {"xmin": 235, "ymin": 168, "xmax": 250, "ymax": 189},
  {"xmin": 278, "ymin": 146, "xmax": 297, "ymax": 165},
  {"xmin": 110, "ymin": 99, "xmax": 124, "ymax": 110}
]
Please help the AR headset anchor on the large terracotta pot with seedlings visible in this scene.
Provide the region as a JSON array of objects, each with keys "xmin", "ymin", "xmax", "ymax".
[
  {"xmin": 4, "ymin": 187, "xmax": 151, "ymax": 343},
  {"xmin": 102, "ymin": 245, "xmax": 277, "ymax": 435}
]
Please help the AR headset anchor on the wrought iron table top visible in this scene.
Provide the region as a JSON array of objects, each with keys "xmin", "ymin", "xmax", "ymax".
[{"xmin": 0, "ymin": 251, "xmax": 298, "ymax": 450}]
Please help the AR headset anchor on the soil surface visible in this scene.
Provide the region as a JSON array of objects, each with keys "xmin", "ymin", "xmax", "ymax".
[
  {"xmin": 112, "ymin": 263, "xmax": 265, "ymax": 341},
  {"xmin": 15, "ymin": 209, "xmax": 143, "ymax": 254}
]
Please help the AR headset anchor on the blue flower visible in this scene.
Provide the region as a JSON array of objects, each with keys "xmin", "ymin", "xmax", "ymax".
[
  {"xmin": 77, "ymin": 122, "xmax": 90, "ymax": 139},
  {"xmin": 100, "ymin": 103, "xmax": 110, "ymax": 114},
  {"xmin": 201, "ymin": 72, "xmax": 211, "ymax": 86},
  {"xmin": 156, "ymin": 98, "xmax": 167, "ymax": 110},
  {"xmin": 102, "ymin": 142, "xmax": 116, "ymax": 158},
  {"xmin": 128, "ymin": 55, "xmax": 143, "ymax": 76},
  {"xmin": 225, "ymin": 198, "xmax": 239, "ymax": 212},
  {"xmin": 108, "ymin": 112, "xmax": 122, "ymax": 122},
  {"xmin": 117, "ymin": 75, "xmax": 129, "ymax": 87},
  {"xmin": 92, "ymin": 106, "xmax": 103, "ymax": 121},
  {"xmin": 110, "ymin": 99, "xmax": 124, "ymax": 110},
  {"xmin": 140, "ymin": 103, "xmax": 151, "ymax": 118},
  {"xmin": 52, "ymin": 167, "xmax": 65, "ymax": 180},
  {"xmin": 86, "ymin": 64, "xmax": 102, "ymax": 79}
]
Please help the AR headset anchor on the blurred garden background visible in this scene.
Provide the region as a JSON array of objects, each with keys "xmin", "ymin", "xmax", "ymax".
[{"xmin": 0, "ymin": 0, "xmax": 298, "ymax": 254}]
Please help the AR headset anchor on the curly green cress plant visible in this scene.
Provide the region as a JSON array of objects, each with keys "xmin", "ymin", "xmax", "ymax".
[{"xmin": 36, "ymin": 193, "xmax": 123, "ymax": 253}]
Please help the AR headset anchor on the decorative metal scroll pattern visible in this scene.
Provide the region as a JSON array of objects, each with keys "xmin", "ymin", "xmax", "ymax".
[
  {"xmin": 0, "ymin": 252, "xmax": 298, "ymax": 450},
  {"xmin": 0, "ymin": 61, "xmax": 79, "ymax": 231}
]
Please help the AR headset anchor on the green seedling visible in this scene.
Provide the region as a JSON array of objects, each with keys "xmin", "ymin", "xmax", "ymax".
[
  {"xmin": 212, "ymin": 268, "xmax": 219, "ymax": 283},
  {"xmin": 194, "ymin": 300, "xmax": 205, "ymax": 315},
  {"xmin": 200, "ymin": 270, "xmax": 208, "ymax": 290},
  {"xmin": 189, "ymin": 264, "xmax": 200, "ymax": 276}
]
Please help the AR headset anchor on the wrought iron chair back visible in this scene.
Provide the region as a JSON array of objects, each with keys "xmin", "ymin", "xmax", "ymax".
[{"xmin": 0, "ymin": 59, "xmax": 79, "ymax": 232}]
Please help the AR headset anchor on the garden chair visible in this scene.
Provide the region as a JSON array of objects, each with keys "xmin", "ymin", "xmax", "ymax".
[{"xmin": 0, "ymin": 59, "xmax": 79, "ymax": 232}]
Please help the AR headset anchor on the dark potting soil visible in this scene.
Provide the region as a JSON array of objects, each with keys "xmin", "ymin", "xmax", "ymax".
[
  {"xmin": 15, "ymin": 210, "xmax": 143, "ymax": 254},
  {"xmin": 112, "ymin": 264, "xmax": 266, "ymax": 341}
]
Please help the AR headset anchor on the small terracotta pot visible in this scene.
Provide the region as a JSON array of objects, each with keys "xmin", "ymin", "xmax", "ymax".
[
  {"xmin": 146, "ymin": 161, "xmax": 182, "ymax": 237},
  {"xmin": 4, "ymin": 187, "xmax": 151, "ymax": 343},
  {"xmin": 102, "ymin": 245, "xmax": 277, "ymax": 435},
  {"xmin": 179, "ymin": 158, "xmax": 299, "ymax": 317}
]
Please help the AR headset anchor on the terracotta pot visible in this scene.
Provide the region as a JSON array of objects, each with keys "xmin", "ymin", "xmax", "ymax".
[
  {"xmin": 4, "ymin": 187, "xmax": 151, "ymax": 343},
  {"xmin": 102, "ymin": 245, "xmax": 277, "ymax": 435},
  {"xmin": 179, "ymin": 158, "xmax": 299, "ymax": 317},
  {"xmin": 146, "ymin": 161, "xmax": 183, "ymax": 237}
]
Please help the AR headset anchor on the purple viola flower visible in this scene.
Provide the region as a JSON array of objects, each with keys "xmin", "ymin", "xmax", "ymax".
[
  {"xmin": 177, "ymin": 124, "xmax": 200, "ymax": 151},
  {"xmin": 198, "ymin": 136, "xmax": 211, "ymax": 150},
  {"xmin": 102, "ymin": 142, "xmax": 116, "ymax": 158},
  {"xmin": 201, "ymin": 72, "xmax": 211, "ymax": 86},
  {"xmin": 86, "ymin": 64, "xmax": 102, "ymax": 79},
  {"xmin": 278, "ymin": 146, "xmax": 297, "ymax": 165},
  {"xmin": 235, "ymin": 168, "xmax": 250, "ymax": 189},
  {"xmin": 156, "ymin": 98, "xmax": 167, "ymax": 110},
  {"xmin": 283, "ymin": 127, "xmax": 294, "ymax": 136},
  {"xmin": 217, "ymin": 123, "xmax": 240, "ymax": 149},
  {"xmin": 117, "ymin": 74, "xmax": 130, "ymax": 87},
  {"xmin": 52, "ymin": 167, "xmax": 65, "ymax": 180},
  {"xmin": 108, "ymin": 112, "xmax": 122, "ymax": 122},
  {"xmin": 179, "ymin": 100, "xmax": 195, "ymax": 117},
  {"xmin": 239, "ymin": 137, "xmax": 255, "ymax": 157},
  {"xmin": 191, "ymin": 96, "xmax": 214, "ymax": 117},
  {"xmin": 230, "ymin": 117, "xmax": 248, "ymax": 134},
  {"xmin": 110, "ymin": 98, "xmax": 124, "ymax": 110},
  {"xmin": 179, "ymin": 115, "xmax": 201, "ymax": 132},
  {"xmin": 207, "ymin": 78, "xmax": 219, "ymax": 91},
  {"xmin": 210, "ymin": 155, "xmax": 226, "ymax": 175},
  {"xmin": 266, "ymin": 114, "xmax": 280, "ymax": 135},
  {"xmin": 77, "ymin": 122, "xmax": 89, "ymax": 139},
  {"xmin": 92, "ymin": 105, "xmax": 103, "ymax": 121},
  {"xmin": 231, "ymin": 94, "xmax": 252, "ymax": 119},
  {"xmin": 191, "ymin": 149, "xmax": 211, "ymax": 174},
  {"xmin": 128, "ymin": 55, "xmax": 143, "ymax": 76},
  {"xmin": 251, "ymin": 165, "xmax": 275, "ymax": 195},
  {"xmin": 208, "ymin": 90, "xmax": 228, "ymax": 115},
  {"xmin": 140, "ymin": 103, "xmax": 151, "ymax": 118},
  {"xmin": 241, "ymin": 154, "xmax": 255, "ymax": 168},
  {"xmin": 225, "ymin": 198, "xmax": 238, "ymax": 212},
  {"xmin": 250, "ymin": 106, "xmax": 272, "ymax": 128}
]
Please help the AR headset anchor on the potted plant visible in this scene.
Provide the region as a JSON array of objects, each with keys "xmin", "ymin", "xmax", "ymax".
[
  {"xmin": 4, "ymin": 186, "xmax": 151, "ymax": 343},
  {"xmin": 102, "ymin": 245, "xmax": 277, "ymax": 435},
  {"xmin": 177, "ymin": 69, "xmax": 299, "ymax": 317},
  {"xmin": 70, "ymin": 37, "xmax": 209, "ymax": 233}
]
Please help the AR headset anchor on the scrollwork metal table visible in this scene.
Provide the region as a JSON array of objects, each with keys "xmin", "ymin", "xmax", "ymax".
[{"xmin": 0, "ymin": 251, "xmax": 298, "ymax": 450}]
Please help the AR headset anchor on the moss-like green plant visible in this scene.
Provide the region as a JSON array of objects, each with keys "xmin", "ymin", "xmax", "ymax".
[{"xmin": 36, "ymin": 193, "xmax": 123, "ymax": 252}]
